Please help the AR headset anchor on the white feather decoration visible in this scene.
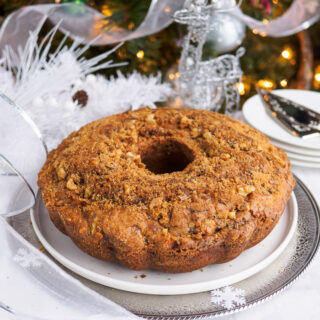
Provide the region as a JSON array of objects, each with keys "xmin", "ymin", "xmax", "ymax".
[{"xmin": 0, "ymin": 20, "xmax": 173, "ymax": 150}]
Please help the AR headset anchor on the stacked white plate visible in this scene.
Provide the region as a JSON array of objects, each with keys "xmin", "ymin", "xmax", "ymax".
[{"xmin": 243, "ymin": 89, "xmax": 320, "ymax": 168}]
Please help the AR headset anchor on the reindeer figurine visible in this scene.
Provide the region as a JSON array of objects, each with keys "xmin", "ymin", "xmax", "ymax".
[{"xmin": 174, "ymin": 0, "xmax": 244, "ymax": 114}]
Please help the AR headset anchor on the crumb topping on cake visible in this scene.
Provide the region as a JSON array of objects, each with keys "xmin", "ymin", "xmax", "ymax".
[{"xmin": 38, "ymin": 107, "xmax": 295, "ymax": 272}]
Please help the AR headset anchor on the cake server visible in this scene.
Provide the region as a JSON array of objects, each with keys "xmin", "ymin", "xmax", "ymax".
[{"xmin": 257, "ymin": 88, "xmax": 320, "ymax": 139}]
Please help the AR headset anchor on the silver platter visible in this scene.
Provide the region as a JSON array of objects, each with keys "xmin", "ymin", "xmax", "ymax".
[{"xmin": 8, "ymin": 176, "xmax": 320, "ymax": 319}]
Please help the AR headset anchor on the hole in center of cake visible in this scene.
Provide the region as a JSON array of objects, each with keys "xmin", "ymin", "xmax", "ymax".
[{"xmin": 141, "ymin": 139, "xmax": 194, "ymax": 174}]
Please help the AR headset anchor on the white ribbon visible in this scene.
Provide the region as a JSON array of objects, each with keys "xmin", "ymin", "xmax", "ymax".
[
  {"xmin": 232, "ymin": 0, "xmax": 320, "ymax": 37},
  {"xmin": 0, "ymin": 1, "xmax": 184, "ymax": 52},
  {"xmin": 0, "ymin": 217, "xmax": 139, "ymax": 320},
  {"xmin": 0, "ymin": 0, "xmax": 319, "ymax": 54},
  {"xmin": 0, "ymin": 94, "xmax": 47, "ymax": 217}
]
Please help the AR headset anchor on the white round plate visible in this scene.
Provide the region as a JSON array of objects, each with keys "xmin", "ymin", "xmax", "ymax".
[
  {"xmin": 285, "ymin": 151, "xmax": 320, "ymax": 163},
  {"xmin": 290, "ymin": 158, "xmax": 320, "ymax": 168},
  {"xmin": 269, "ymin": 138, "xmax": 320, "ymax": 157},
  {"xmin": 31, "ymin": 194, "xmax": 298, "ymax": 295},
  {"xmin": 243, "ymin": 89, "xmax": 320, "ymax": 150}
]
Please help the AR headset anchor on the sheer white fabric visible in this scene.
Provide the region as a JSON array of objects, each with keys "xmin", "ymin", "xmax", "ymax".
[
  {"xmin": 0, "ymin": 0, "xmax": 318, "ymax": 55},
  {"xmin": 0, "ymin": 95, "xmax": 47, "ymax": 217},
  {"xmin": 0, "ymin": 218, "xmax": 139, "ymax": 320}
]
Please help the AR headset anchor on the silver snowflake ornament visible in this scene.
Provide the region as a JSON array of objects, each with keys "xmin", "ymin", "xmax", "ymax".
[
  {"xmin": 13, "ymin": 248, "xmax": 42, "ymax": 268},
  {"xmin": 210, "ymin": 286, "xmax": 246, "ymax": 310}
]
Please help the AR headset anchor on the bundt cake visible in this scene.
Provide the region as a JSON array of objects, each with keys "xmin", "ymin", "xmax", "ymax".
[{"xmin": 38, "ymin": 107, "xmax": 295, "ymax": 272}]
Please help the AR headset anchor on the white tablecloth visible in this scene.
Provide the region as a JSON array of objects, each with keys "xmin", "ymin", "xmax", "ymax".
[{"xmin": 1, "ymin": 166, "xmax": 319, "ymax": 320}]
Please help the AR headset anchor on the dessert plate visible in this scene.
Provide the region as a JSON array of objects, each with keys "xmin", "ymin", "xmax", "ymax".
[
  {"xmin": 243, "ymin": 89, "xmax": 320, "ymax": 150},
  {"xmin": 285, "ymin": 151, "xmax": 320, "ymax": 163},
  {"xmin": 290, "ymin": 159, "xmax": 320, "ymax": 168},
  {"xmin": 31, "ymin": 193, "xmax": 298, "ymax": 295},
  {"xmin": 269, "ymin": 138, "xmax": 320, "ymax": 157}
]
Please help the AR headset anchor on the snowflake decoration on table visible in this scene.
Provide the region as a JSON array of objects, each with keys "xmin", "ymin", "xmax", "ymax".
[
  {"xmin": 210, "ymin": 286, "xmax": 246, "ymax": 310},
  {"xmin": 13, "ymin": 248, "xmax": 42, "ymax": 268}
]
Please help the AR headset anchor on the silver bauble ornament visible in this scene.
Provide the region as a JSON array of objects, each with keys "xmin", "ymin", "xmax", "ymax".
[{"xmin": 206, "ymin": 13, "xmax": 246, "ymax": 54}]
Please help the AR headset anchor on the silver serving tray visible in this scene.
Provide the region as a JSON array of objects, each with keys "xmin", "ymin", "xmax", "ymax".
[{"xmin": 8, "ymin": 176, "xmax": 320, "ymax": 319}]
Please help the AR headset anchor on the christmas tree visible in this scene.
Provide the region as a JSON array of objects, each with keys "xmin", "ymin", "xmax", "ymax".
[{"xmin": 0, "ymin": 0, "xmax": 319, "ymax": 103}]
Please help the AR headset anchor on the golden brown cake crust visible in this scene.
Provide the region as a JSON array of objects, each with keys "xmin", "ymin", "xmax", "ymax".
[{"xmin": 38, "ymin": 107, "xmax": 295, "ymax": 272}]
